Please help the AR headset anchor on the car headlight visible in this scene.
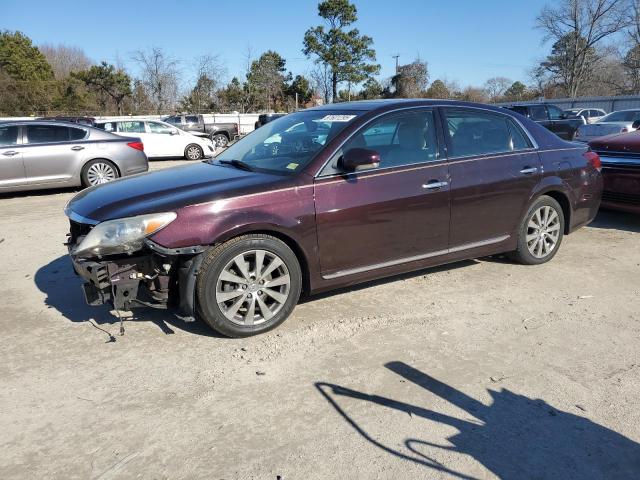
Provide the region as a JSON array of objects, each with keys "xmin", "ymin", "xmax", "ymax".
[{"xmin": 74, "ymin": 212, "xmax": 177, "ymax": 258}]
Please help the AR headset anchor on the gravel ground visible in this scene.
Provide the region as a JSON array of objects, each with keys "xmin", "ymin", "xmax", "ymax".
[{"xmin": 1, "ymin": 159, "xmax": 639, "ymax": 479}]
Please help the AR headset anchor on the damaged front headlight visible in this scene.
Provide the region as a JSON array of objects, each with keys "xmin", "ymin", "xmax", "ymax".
[{"xmin": 73, "ymin": 212, "xmax": 177, "ymax": 258}]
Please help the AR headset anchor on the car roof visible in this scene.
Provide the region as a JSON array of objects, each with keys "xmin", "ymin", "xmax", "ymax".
[
  {"xmin": 0, "ymin": 120, "xmax": 91, "ymax": 127},
  {"xmin": 305, "ymin": 99, "xmax": 519, "ymax": 115}
]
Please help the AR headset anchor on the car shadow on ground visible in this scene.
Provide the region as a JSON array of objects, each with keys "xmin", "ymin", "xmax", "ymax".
[
  {"xmin": 36, "ymin": 255, "xmax": 477, "ymax": 339},
  {"xmin": 34, "ymin": 255, "xmax": 224, "ymax": 339},
  {"xmin": 316, "ymin": 361, "xmax": 640, "ymax": 479},
  {"xmin": 589, "ymin": 209, "xmax": 640, "ymax": 233}
]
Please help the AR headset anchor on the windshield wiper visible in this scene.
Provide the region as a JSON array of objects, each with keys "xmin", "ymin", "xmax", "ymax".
[{"xmin": 217, "ymin": 159, "xmax": 254, "ymax": 172}]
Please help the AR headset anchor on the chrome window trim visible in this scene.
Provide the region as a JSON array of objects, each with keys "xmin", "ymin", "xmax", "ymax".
[
  {"xmin": 321, "ymin": 234, "xmax": 510, "ymax": 279},
  {"xmin": 314, "ymin": 104, "xmax": 539, "ymax": 179}
]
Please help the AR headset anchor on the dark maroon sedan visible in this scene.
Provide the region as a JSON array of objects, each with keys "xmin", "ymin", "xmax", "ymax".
[
  {"xmin": 588, "ymin": 132, "xmax": 640, "ymax": 214},
  {"xmin": 65, "ymin": 100, "xmax": 602, "ymax": 337}
]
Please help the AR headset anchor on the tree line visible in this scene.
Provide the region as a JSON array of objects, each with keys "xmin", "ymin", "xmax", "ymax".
[{"xmin": 2, "ymin": 0, "xmax": 640, "ymax": 116}]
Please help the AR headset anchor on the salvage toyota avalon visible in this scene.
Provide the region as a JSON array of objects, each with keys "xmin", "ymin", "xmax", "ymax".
[{"xmin": 65, "ymin": 100, "xmax": 603, "ymax": 337}]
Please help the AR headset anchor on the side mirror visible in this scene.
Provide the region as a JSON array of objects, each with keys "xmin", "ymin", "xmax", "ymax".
[
  {"xmin": 340, "ymin": 148, "xmax": 381, "ymax": 172},
  {"xmin": 170, "ymin": 129, "xmax": 178, "ymax": 135},
  {"xmin": 632, "ymin": 120, "xmax": 640, "ymax": 130}
]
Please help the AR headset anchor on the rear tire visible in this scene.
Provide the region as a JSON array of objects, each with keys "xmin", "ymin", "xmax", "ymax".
[
  {"xmin": 196, "ymin": 234, "xmax": 302, "ymax": 338},
  {"xmin": 212, "ymin": 133, "xmax": 229, "ymax": 148},
  {"xmin": 185, "ymin": 144, "xmax": 203, "ymax": 160},
  {"xmin": 508, "ymin": 195, "xmax": 565, "ymax": 265},
  {"xmin": 81, "ymin": 159, "xmax": 119, "ymax": 187}
]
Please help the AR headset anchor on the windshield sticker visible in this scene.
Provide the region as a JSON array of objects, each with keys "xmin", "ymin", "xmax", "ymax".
[
  {"xmin": 286, "ymin": 163, "xmax": 299, "ymax": 170},
  {"xmin": 319, "ymin": 114, "xmax": 357, "ymax": 122}
]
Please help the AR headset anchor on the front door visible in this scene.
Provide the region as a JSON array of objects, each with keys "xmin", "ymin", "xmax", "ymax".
[
  {"xmin": 314, "ymin": 108, "xmax": 450, "ymax": 278},
  {"xmin": 0, "ymin": 125, "xmax": 26, "ymax": 189},
  {"xmin": 442, "ymin": 107, "xmax": 541, "ymax": 248},
  {"xmin": 146, "ymin": 121, "xmax": 181, "ymax": 157}
]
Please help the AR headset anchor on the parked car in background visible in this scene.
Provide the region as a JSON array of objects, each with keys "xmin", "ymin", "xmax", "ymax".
[
  {"xmin": 163, "ymin": 114, "xmax": 238, "ymax": 148},
  {"xmin": 39, "ymin": 116, "xmax": 97, "ymax": 126},
  {"xmin": 589, "ymin": 132, "xmax": 640, "ymax": 214},
  {"xmin": 254, "ymin": 113, "xmax": 287, "ymax": 130},
  {"xmin": 65, "ymin": 99, "xmax": 602, "ymax": 338},
  {"xmin": 563, "ymin": 108, "xmax": 606, "ymax": 124},
  {"xmin": 574, "ymin": 109, "xmax": 640, "ymax": 143},
  {"xmin": 95, "ymin": 119, "xmax": 214, "ymax": 160},
  {"xmin": 0, "ymin": 121, "xmax": 147, "ymax": 193},
  {"xmin": 504, "ymin": 103, "xmax": 585, "ymax": 140}
]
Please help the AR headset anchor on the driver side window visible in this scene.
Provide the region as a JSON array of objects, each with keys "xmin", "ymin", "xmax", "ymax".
[{"xmin": 340, "ymin": 109, "xmax": 439, "ymax": 172}]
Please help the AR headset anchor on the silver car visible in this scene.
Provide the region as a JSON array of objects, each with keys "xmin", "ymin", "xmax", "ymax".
[
  {"xmin": 574, "ymin": 109, "xmax": 640, "ymax": 142},
  {"xmin": 0, "ymin": 121, "xmax": 148, "ymax": 193}
]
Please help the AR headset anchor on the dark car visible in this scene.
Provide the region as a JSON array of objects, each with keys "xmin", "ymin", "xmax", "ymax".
[
  {"xmin": 504, "ymin": 103, "xmax": 585, "ymax": 140},
  {"xmin": 254, "ymin": 113, "xmax": 287, "ymax": 130},
  {"xmin": 39, "ymin": 116, "xmax": 97, "ymax": 127},
  {"xmin": 589, "ymin": 132, "xmax": 640, "ymax": 214},
  {"xmin": 163, "ymin": 114, "xmax": 239, "ymax": 148},
  {"xmin": 64, "ymin": 100, "xmax": 602, "ymax": 337}
]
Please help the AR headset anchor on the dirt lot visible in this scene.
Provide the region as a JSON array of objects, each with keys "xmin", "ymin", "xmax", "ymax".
[{"xmin": 1, "ymin": 159, "xmax": 639, "ymax": 479}]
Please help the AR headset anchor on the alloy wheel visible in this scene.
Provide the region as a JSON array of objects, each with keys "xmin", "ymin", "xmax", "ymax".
[
  {"xmin": 186, "ymin": 145, "xmax": 202, "ymax": 160},
  {"xmin": 526, "ymin": 205, "xmax": 561, "ymax": 258},
  {"xmin": 86, "ymin": 162, "xmax": 116, "ymax": 186},
  {"xmin": 215, "ymin": 249, "xmax": 291, "ymax": 326}
]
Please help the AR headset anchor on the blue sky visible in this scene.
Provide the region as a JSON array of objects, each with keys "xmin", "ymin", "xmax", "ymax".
[{"xmin": 3, "ymin": 0, "xmax": 551, "ymax": 88}]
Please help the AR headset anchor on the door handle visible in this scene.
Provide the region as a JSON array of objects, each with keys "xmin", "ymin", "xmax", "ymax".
[
  {"xmin": 422, "ymin": 180, "xmax": 448, "ymax": 190},
  {"xmin": 3, "ymin": 151, "xmax": 19, "ymax": 156},
  {"xmin": 519, "ymin": 167, "xmax": 538, "ymax": 175},
  {"xmin": 71, "ymin": 145, "xmax": 85, "ymax": 151}
]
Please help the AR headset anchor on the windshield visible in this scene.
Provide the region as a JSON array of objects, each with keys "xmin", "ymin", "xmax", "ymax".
[
  {"xmin": 599, "ymin": 110, "xmax": 640, "ymax": 122},
  {"xmin": 215, "ymin": 110, "xmax": 362, "ymax": 174}
]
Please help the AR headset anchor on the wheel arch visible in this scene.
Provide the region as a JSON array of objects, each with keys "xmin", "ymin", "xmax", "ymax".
[
  {"xmin": 212, "ymin": 226, "xmax": 312, "ymax": 296},
  {"xmin": 79, "ymin": 158, "xmax": 121, "ymax": 184},
  {"xmin": 542, "ymin": 190, "xmax": 571, "ymax": 234}
]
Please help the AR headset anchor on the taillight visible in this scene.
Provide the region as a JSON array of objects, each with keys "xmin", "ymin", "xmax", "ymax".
[
  {"xmin": 127, "ymin": 141, "xmax": 144, "ymax": 151},
  {"xmin": 583, "ymin": 151, "xmax": 601, "ymax": 171}
]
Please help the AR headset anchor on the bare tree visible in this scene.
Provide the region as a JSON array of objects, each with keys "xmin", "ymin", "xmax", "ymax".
[
  {"xmin": 131, "ymin": 47, "xmax": 180, "ymax": 114},
  {"xmin": 310, "ymin": 64, "xmax": 331, "ymax": 104},
  {"xmin": 536, "ymin": 0, "xmax": 628, "ymax": 97},
  {"xmin": 39, "ymin": 44, "xmax": 92, "ymax": 79},
  {"xmin": 186, "ymin": 53, "xmax": 226, "ymax": 112},
  {"xmin": 483, "ymin": 76, "xmax": 512, "ymax": 102}
]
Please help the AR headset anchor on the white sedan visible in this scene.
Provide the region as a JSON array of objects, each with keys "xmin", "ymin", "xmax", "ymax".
[{"xmin": 95, "ymin": 119, "xmax": 215, "ymax": 160}]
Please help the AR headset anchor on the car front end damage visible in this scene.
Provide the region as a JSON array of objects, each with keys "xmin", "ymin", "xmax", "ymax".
[{"xmin": 65, "ymin": 211, "xmax": 205, "ymax": 320}]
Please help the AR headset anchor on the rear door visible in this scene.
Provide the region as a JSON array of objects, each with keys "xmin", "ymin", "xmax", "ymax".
[
  {"xmin": 22, "ymin": 124, "xmax": 87, "ymax": 185},
  {"xmin": 443, "ymin": 107, "xmax": 541, "ymax": 248},
  {"xmin": 547, "ymin": 104, "xmax": 572, "ymax": 139},
  {"xmin": 0, "ymin": 125, "xmax": 26, "ymax": 189},
  {"xmin": 314, "ymin": 107, "xmax": 450, "ymax": 278}
]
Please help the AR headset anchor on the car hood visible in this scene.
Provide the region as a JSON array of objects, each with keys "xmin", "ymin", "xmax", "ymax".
[
  {"xmin": 66, "ymin": 162, "xmax": 286, "ymax": 222},
  {"xmin": 589, "ymin": 131, "xmax": 640, "ymax": 153}
]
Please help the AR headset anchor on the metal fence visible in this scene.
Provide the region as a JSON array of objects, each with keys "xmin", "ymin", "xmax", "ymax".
[
  {"xmin": 0, "ymin": 113, "xmax": 262, "ymax": 135},
  {"xmin": 514, "ymin": 95, "xmax": 640, "ymax": 114}
]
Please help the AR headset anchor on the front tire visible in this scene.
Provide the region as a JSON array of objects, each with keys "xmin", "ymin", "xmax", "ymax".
[
  {"xmin": 508, "ymin": 195, "xmax": 565, "ymax": 265},
  {"xmin": 185, "ymin": 144, "xmax": 203, "ymax": 160},
  {"xmin": 81, "ymin": 159, "xmax": 119, "ymax": 187},
  {"xmin": 196, "ymin": 234, "xmax": 302, "ymax": 338}
]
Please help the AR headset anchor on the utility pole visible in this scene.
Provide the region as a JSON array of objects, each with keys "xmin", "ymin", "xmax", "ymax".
[{"xmin": 392, "ymin": 54, "xmax": 400, "ymax": 74}]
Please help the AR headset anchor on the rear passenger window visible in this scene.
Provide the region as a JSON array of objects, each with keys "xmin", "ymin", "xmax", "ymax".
[
  {"xmin": 443, "ymin": 108, "xmax": 529, "ymax": 157},
  {"xmin": 186, "ymin": 116, "xmax": 199, "ymax": 124},
  {"xmin": 119, "ymin": 121, "xmax": 145, "ymax": 133},
  {"xmin": 26, "ymin": 125, "xmax": 70, "ymax": 144},
  {"xmin": 69, "ymin": 127, "xmax": 86, "ymax": 140},
  {"xmin": 0, "ymin": 125, "xmax": 19, "ymax": 146},
  {"xmin": 529, "ymin": 106, "xmax": 547, "ymax": 121}
]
